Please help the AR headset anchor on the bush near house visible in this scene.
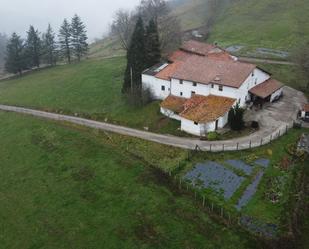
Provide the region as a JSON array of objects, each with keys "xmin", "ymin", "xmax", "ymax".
[{"xmin": 228, "ymin": 103, "xmax": 245, "ymax": 131}]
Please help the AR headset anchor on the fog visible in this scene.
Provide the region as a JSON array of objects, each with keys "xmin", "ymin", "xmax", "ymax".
[{"xmin": 0, "ymin": 0, "xmax": 141, "ymax": 40}]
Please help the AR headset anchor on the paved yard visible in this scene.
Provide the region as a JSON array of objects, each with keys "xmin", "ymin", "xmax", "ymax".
[{"xmin": 0, "ymin": 86, "xmax": 307, "ymax": 152}]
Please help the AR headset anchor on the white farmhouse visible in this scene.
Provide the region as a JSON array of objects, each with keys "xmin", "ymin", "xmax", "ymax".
[{"xmin": 142, "ymin": 40, "xmax": 283, "ymax": 136}]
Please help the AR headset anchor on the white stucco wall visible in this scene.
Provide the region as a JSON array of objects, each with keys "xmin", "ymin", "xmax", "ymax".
[
  {"xmin": 180, "ymin": 118, "xmax": 202, "ymax": 136},
  {"xmin": 160, "ymin": 107, "xmax": 181, "ymax": 121},
  {"xmin": 142, "ymin": 74, "xmax": 171, "ymax": 100},
  {"xmin": 180, "ymin": 111, "xmax": 229, "ymax": 136},
  {"xmin": 238, "ymin": 68, "xmax": 270, "ymax": 107},
  {"xmin": 170, "ymin": 68, "xmax": 270, "ymax": 108},
  {"xmin": 270, "ymin": 88, "xmax": 283, "ymax": 102},
  {"xmin": 170, "ymin": 78, "xmax": 210, "ymax": 98}
]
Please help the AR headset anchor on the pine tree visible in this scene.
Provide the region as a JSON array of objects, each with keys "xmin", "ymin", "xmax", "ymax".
[
  {"xmin": 71, "ymin": 14, "xmax": 88, "ymax": 61},
  {"xmin": 25, "ymin": 26, "xmax": 41, "ymax": 68},
  {"xmin": 145, "ymin": 19, "xmax": 161, "ymax": 68},
  {"xmin": 122, "ymin": 16, "xmax": 146, "ymax": 94},
  {"xmin": 5, "ymin": 33, "xmax": 27, "ymax": 75},
  {"xmin": 59, "ymin": 19, "xmax": 72, "ymax": 63},
  {"xmin": 42, "ymin": 24, "xmax": 57, "ymax": 66}
]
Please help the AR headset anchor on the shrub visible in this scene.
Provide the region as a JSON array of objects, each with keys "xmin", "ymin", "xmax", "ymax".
[
  {"xmin": 228, "ymin": 103, "xmax": 245, "ymax": 131},
  {"xmin": 207, "ymin": 132, "xmax": 219, "ymax": 141}
]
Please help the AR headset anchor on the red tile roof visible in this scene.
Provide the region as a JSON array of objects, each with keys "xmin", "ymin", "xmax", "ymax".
[
  {"xmin": 180, "ymin": 95, "xmax": 236, "ymax": 123},
  {"xmin": 155, "ymin": 61, "xmax": 184, "ymax": 80},
  {"xmin": 180, "ymin": 40, "xmax": 218, "ymax": 56},
  {"xmin": 171, "ymin": 56, "xmax": 256, "ymax": 88},
  {"xmin": 160, "ymin": 95, "xmax": 187, "ymax": 113},
  {"xmin": 161, "ymin": 94, "xmax": 236, "ymax": 123},
  {"xmin": 249, "ymin": 79, "xmax": 283, "ymax": 99},
  {"xmin": 168, "ymin": 50, "xmax": 194, "ymax": 62}
]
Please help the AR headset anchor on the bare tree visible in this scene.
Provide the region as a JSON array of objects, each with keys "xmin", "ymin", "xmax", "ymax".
[
  {"xmin": 139, "ymin": 0, "xmax": 181, "ymax": 52},
  {"xmin": 110, "ymin": 9, "xmax": 136, "ymax": 51},
  {"xmin": 111, "ymin": 0, "xmax": 181, "ymax": 53}
]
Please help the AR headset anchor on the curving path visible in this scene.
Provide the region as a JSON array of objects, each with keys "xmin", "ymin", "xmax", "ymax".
[{"xmin": 0, "ymin": 87, "xmax": 306, "ymax": 152}]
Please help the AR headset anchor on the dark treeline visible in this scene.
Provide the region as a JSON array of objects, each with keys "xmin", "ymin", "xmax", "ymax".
[{"xmin": 5, "ymin": 14, "xmax": 88, "ymax": 75}]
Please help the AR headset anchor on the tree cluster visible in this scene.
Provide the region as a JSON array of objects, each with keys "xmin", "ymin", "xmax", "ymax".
[
  {"xmin": 5, "ymin": 14, "xmax": 88, "ymax": 75},
  {"xmin": 228, "ymin": 103, "xmax": 245, "ymax": 131},
  {"xmin": 122, "ymin": 16, "xmax": 161, "ymax": 105},
  {"xmin": 111, "ymin": 0, "xmax": 181, "ymax": 54}
]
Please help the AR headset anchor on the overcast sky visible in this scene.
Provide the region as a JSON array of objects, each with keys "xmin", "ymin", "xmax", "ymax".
[{"xmin": 0, "ymin": 0, "xmax": 141, "ymax": 41}]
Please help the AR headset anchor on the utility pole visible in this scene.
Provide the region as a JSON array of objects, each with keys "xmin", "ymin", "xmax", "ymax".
[{"xmin": 130, "ymin": 67, "xmax": 133, "ymax": 93}]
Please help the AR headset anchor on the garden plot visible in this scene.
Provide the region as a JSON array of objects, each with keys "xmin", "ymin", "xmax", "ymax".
[
  {"xmin": 225, "ymin": 159, "xmax": 253, "ymax": 176},
  {"xmin": 254, "ymin": 158, "xmax": 270, "ymax": 168},
  {"xmin": 236, "ymin": 171, "xmax": 264, "ymax": 210},
  {"xmin": 184, "ymin": 161, "xmax": 244, "ymax": 200}
]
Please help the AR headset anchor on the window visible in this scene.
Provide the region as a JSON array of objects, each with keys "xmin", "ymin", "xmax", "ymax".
[
  {"xmin": 179, "ymin": 80, "xmax": 183, "ymax": 84},
  {"xmin": 211, "ymin": 84, "xmax": 214, "ymax": 88},
  {"xmin": 161, "ymin": 85, "xmax": 165, "ymax": 91},
  {"xmin": 180, "ymin": 92, "xmax": 183, "ymax": 96},
  {"xmin": 252, "ymin": 72, "xmax": 255, "ymax": 77},
  {"xmin": 194, "ymin": 121, "xmax": 198, "ymax": 125},
  {"xmin": 193, "ymin": 82, "xmax": 197, "ymax": 87},
  {"xmin": 191, "ymin": 91, "xmax": 196, "ymax": 96},
  {"xmin": 219, "ymin": 85, "xmax": 223, "ymax": 91}
]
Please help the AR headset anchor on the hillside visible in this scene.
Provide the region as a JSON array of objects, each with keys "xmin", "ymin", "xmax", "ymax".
[
  {"xmin": 210, "ymin": 0, "xmax": 309, "ymax": 51},
  {"xmin": 90, "ymin": 0, "xmax": 309, "ymax": 59}
]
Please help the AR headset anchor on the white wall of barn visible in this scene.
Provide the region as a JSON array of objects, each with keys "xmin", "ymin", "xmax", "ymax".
[
  {"xmin": 270, "ymin": 88, "xmax": 283, "ymax": 102},
  {"xmin": 239, "ymin": 68, "xmax": 271, "ymax": 106},
  {"xmin": 180, "ymin": 112, "xmax": 229, "ymax": 136},
  {"xmin": 180, "ymin": 118, "xmax": 202, "ymax": 136},
  {"xmin": 142, "ymin": 74, "xmax": 171, "ymax": 100}
]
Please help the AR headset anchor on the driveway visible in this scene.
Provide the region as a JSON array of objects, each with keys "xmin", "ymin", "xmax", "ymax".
[{"xmin": 0, "ymin": 87, "xmax": 307, "ymax": 152}]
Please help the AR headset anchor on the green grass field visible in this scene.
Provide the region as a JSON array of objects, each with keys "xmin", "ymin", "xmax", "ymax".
[
  {"xmin": 0, "ymin": 111, "xmax": 263, "ymax": 249},
  {"xmin": 210, "ymin": 0, "xmax": 309, "ymax": 51},
  {"xmin": 0, "ymin": 57, "xmax": 181, "ymax": 133}
]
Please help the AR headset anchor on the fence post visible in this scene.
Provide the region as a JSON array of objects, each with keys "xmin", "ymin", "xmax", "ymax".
[
  {"xmin": 260, "ymin": 138, "xmax": 263, "ymax": 146},
  {"xmin": 249, "ymin": 140, "xmax": 252, "ymax": 149},
  {"xmin": 236, "ymin": 142, "xmax": 239, "ymax": 151},
  {"xmin": 222, "ymin": 144, "xmax": 225, "ymax": 152}
]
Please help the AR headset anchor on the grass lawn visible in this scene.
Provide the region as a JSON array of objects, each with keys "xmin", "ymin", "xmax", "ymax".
[
  {"xmin": 257, "ymin": 63, "xmax": 308, "ymax": 95},
  {"xmin": 0, "ymin": 111, "xmax": 262, "ymax": 249},
  {"xmin": 0, "ymin": 57, "xmax": 180, "ymax": 134},
  {"xmin": 210, "ymin": 0, "xmax": 309, "ymax": 51}
]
